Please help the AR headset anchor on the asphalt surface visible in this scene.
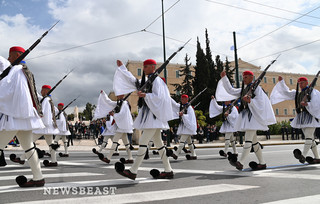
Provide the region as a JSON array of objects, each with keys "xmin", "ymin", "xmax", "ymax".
[{"xmin": 2, "ymin": 140, "xmax": 320, "ymax": 204}]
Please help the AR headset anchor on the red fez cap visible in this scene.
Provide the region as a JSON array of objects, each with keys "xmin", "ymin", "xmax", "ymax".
[
  {"xmin": 181, "ymin": 94, "xmax": 189, "ymax": 99},
  {"xmin": 42, "ymin": 85, "xmax": 51, "ymax": 89},
  {"xmin": 298, "ymin": 77, "xmax": 308, "ymax": 83},
  {"xmin": 243, "ymin": 71, "xmax": 254, "ymax": 76},
  {"xmin": 58, "ymin": 103, "xmax": 64, "ymax": 107},
  {"xmin": 143, "ymin": 59, "xmax": 157, "ymax": 66},
  {"xmin": 9, "ymin": 46, "xmax": 25, "ymax": 53}
]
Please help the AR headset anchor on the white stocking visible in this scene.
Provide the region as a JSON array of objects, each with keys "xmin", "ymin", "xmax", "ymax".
[
  {"xmin": 107, "ymin": 133, "xmax": 123, "ymax": 160},
  {"xmin": 16, "ymin": 131, "xmax": 43, "ymax": 181},
  {"xmin": 230, "ymin": 134, "xmax": 238, "ymax": 154},
  {"xmin": 239, "ymin": 130, "xmax": 256, "ymax": 164},
  {"xmin": 302, "ymin": 128, "xmax": 316, "ymax": 157},
  {"xmin": 186, "ymin": 136, "xmax": 196, "ymax": 156},
  {"xmin": 175, "ymin": 135, "xmax": 188, "ymax": 155},
  {"xmin": 122, "ymin": 134, "xmax": 133, "ymax": 160},
  {"xmin": 252, "ymin": 135, "xmax": 265, "ymax": 164},
  {"xmin": 224, "ymin": 132, "xmax": 232, "ymax": 153},
  {"xmin": 45, "ymin": 135, "xmax": 57, "ymax": 163}
]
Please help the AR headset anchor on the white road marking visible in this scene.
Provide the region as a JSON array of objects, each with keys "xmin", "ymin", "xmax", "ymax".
[
  {"xmin": 0, "ymin": 172, "xmax": 104, "ymax": 181},
  {"xmin": 0, "ymin": 177, "xmax": 169, "ymax": 194},
  {"xmin": 15, "ymin": 184, "xmax": 259, "ymax": 204},
  {"xmin": 0, "ymin": 168, "xmax": 56, "ymax": 174},
  {"xmin": 262, "ymin": 194, "xmax": 320, "ymax": 204}
]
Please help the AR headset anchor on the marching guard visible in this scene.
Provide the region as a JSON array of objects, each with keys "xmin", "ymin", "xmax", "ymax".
[
  {"xmin": 54, "ymin": 103, "xmax": 71, "ymax": 157},
  {"xmin": 0, "ymin": 46, "xmax": 45, "ymax": 187},
  {"xmin": 33, "ymin": 85, "xmax": 60, "ymax": 166},
  {"xmin": 270, "ymin": 74, "xmax": 320, "ymax": 164},
  {"xmin": 209, "ymin": 95, "xmax": 239, "ymax": 157},
  {"xmin": 216, "ymin": 70, "xmax": 276, "ymax": 170},
  {"xmin": 94, "ymin": 90, "xmax": 134, "ymax": 164},
  {"xmin": 114, "ymin": 59, "xmax": 175, "ymax": 180},
  {"xmin": 171, "ymin": 94, "xmax": 198, "ymax": 160},
  {"xmin": 92, "ymin": 114, "xmax": 117, "ymax": 155}
]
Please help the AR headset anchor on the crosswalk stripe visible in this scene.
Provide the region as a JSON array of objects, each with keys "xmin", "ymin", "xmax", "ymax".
[
  {"xmin": 262, "ymin": 194, "xmax": 320, "ymax": 204},
  {"xmin": 17, "ymin": 184, "xmax": 259, "ymax": 204},
  {"xmin": 0, "ymin": 177, "xmax": 169, "ymax": 194},
  {"xmin": 102, "ymin": 164, "xmax": 320, "ymax": 180},
  {"xmin": 0, "ymin": 172, "xmax": 104, "ymax": 181},
  {"xmin": 0, "ymin": 168, "xmax": 56, "ymax": 174}
]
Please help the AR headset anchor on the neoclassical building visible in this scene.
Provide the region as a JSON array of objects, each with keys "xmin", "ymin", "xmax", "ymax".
[{"xmin": 109, "ymin": 59, "xmax": 319, "ymax": 123}]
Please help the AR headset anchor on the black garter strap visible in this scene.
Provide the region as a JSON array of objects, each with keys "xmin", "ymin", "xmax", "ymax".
[
  {"xmin": 139, "ymin": 145, "xmax": 148, "ymax": 148},
  {"xmin": 158, "ymin": 146, "xmax": 165, "ymax": 151},
  {"xmin": 25, "ymin": 143, "xmax": 36, "ymax": 153},
  {"xmin": 113, "ymin": 142, "xmax": 120, "ymax": 145}
]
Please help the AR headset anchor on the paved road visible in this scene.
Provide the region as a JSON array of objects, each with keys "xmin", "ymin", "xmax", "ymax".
[{"xmin": 1, "ymin": 144, "xmax": 320, "ymax": 203}]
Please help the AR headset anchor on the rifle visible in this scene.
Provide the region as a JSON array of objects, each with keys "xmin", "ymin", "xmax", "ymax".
[
  {"xmin": 245, "ymin": 54, "xmax": 280, "ymax": 98},
  {"xmin": 40, "ymin": 68, "xmax": 74, "ymax": 103},
  {"xmin": 224, "ymin": 54, "xmax": 280, "ymax": 115},
  {"xmin": 138, "ymin": 39, "xmax": 191, "ymax": 92},
  {"xmin": 301, "ymin": 70, "xmax": 320, "ymax": 103},
  {"xmin": 193, "ymin": 102, "xmax": 201, "ymax": 109},
  {"xmin": 55, "ymin": 95, "xmax": 80, "ymax": 118},
  {"xmin": 113, "ymin": 92, "xmax": 132, "ymax": 113},
  {"xmin": 180, "ymin": 87, "xmax": 207, "ymax": 114},
  {"xmin": 0, "ymin": 21, "xmax": 59, "ymax": 81}
]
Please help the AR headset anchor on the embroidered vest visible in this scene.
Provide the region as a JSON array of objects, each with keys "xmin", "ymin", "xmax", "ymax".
[{"xmin": 21, "ymin": 64, "xmax": 43, "ymax": 117}]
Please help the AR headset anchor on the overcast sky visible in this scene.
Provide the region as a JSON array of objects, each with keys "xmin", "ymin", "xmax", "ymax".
[{"xmin": 1, "ymin": 0, "xmax": 320, "ymax": 114}]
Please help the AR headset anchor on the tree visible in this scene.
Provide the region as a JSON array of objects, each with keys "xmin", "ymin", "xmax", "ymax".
[
  {"xmin": 225, "ymin": 57, "xmax": 235, "ymax": 86},
  {"xmin": 195, "ymin": 110, "xmax": 206, "ymax": 128},
  {"xmin": 171, "ymin": 54, "xmax": 194, "ymax": 101},
  {"xmin": 194, "ymin": 29, "xmax": 235, "ymax": 125},
  {"xmin": 82, "ymin": 102, "xmax": 96, "ymax": 121},
  {"xmin": 206, "ymin": 29, "xmax": 217, "ymax": 98},
  {"xmin": 192, "ymin": 37, "xmax": 210, "ymax": 112}
]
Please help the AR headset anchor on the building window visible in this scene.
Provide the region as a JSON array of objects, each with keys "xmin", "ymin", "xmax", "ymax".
[
  {"xmin": 284, "ymin": 109, "xmax": 288, "ymax": 115},
  {"xmin": 275, "ymin": 109, "xmax": 279, "ymax": 115},
  {"xmin": 137, "ymin": 68, "xmax": 142, "ymax": 76},
  {"xmin": 293, "ymin": 109, "xmax": 296, "ymax": 115},
  {"xmin": 264, "ymin": 77, "xmax": 267, "ymax": 83},
  {"xmin": 176, "ymin": 90, "xmax": 180, "ymax": 95},
  {"xmin": 176, "ymin": 70, "xmax": 180, "ymax": 78},
  {"xmin": 272, "ymin": 78, "xmax": 276, "ymax": 84},
  {"xmin": 290, "ymin": 78, "xmax": 293, "ymax": 85}
]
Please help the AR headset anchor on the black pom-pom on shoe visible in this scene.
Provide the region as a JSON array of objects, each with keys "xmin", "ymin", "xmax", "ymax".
[
  {"xmin": 306, "ymin": 156, "xmax": 314, "ymax": 164},
  {"xmin": 249, "ymin": 161, "xmax": 258, "ymax": 170},
  {"xmin": 16, "ymin": 175, "xmax": 27, "ymax": 187},
  {"xmin": 115, "ymin": 162, "xmax": 125, "ymax": 173},
  {"xmin": 228, "ymin": 153, "xmax": 238, "ymax": 162},
  {"xmin": 10, "ymin": 154, "xmax": 17, "ymax": 161},
  {"xmin": 43, "ymin": 160, "xmax": 49, "ymax": 166},
  {"xmin": 120, "ymin": 157, "xmax": 126, "ymax": 164},
  {"xmin": 150, "ymin": 169, "xmax": 160, "ymax": 178},
  {"xmin": 98, "ymin": 153, "xmax": 104, "ymax": 160}
]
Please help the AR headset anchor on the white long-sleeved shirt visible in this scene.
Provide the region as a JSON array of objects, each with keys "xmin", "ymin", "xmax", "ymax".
[{"xmin": 171, "ymin": 99, "xmax": 197, "ymax": 135}]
